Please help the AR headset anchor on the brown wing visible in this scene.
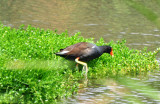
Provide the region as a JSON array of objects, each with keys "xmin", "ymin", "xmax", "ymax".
[{"xmin": 63, "ymin": 42, "xmax": 95, "ymax": 57}]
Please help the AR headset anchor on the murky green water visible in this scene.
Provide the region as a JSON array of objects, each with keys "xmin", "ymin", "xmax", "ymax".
[
  {"xmin": 60, "ymin": 72, "xmax": 160, "ymax": 104},
  {"xmin": 0, "ymin": 0, "xmax": 160, "ymax": 103},
  {"xmin": 0, "ymin": 0, "xmax": 160, "ymax": 50}
]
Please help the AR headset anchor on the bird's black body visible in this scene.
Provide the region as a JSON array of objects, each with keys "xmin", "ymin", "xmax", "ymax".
[{"xmin": 55, "ymin": 42, "xmax": 113, "ymax": 62}]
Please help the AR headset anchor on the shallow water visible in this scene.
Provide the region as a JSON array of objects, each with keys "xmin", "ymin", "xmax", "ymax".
[
  {"xmin": 0, "ymin": 0, "xmax": 160, "ymax": 103},
  {"xmin": 60, "ymin": 72, "xmax": 160, "ymax": 104},
  {"xmin": 0, "ymin": 0, "xmax": 160, "ymax": 50}
]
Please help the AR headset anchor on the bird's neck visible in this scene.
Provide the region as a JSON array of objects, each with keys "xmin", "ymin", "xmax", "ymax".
[{"xmin": 99, "ymin": 46, "xmax": 106, "ymax": 53}]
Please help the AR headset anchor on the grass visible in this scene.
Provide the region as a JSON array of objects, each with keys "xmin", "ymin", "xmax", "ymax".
[{"xmin": 0, "ymin": 24, "xmax": 159, "ymax": 103}]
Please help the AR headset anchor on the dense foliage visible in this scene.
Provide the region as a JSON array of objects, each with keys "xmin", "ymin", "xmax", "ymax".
[{"xmin": 0, "ymin": 24, "xmax": 159, "ymax": 103}]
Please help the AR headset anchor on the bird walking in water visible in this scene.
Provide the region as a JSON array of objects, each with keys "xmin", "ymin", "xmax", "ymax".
[{"xmin": 55, "ymin": 42, "xmax": 113, "ymax": 76}]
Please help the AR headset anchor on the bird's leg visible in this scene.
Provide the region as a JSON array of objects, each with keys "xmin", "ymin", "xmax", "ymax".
[
  {"xmin": 82, "ymin": 66, "xmax": 85, "ymax": 71},
  {"xmin": 76, "ymin": 63, "xmax": 79, "ymax": 70},
  {"xmin": 75, "ymin": 57, "xmax": 88, "ymax": 76}
]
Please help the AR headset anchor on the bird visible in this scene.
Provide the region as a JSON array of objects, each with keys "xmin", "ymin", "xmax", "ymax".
[{"xmin": 55, "ymin": 42, "xmax": 113, "ymax": 76}]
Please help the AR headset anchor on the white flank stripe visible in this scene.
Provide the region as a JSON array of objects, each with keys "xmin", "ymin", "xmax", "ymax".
[
  {"xmin": 59, "ymin": 51, "xmax": 69, "ymax": 54},
  {"xmin": 92, "ymin": 46, "xmax": 96, "ymax": 48}
]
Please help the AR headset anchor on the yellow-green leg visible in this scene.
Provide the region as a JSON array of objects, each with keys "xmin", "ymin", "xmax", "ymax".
[
  {"xmin": 75, "ymin": 57, "xmax": 88, "ymax": 76},
  {"xmin": 76, "ymin": 63, "xmax": 79, "ymax": 70}
]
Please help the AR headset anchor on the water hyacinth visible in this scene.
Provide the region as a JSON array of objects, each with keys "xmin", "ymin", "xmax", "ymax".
[{"xmin": 0, "ymin": 24, "xmax": 159, "ymax": 103}]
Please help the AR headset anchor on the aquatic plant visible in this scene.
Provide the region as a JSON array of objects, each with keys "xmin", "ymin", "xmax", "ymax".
[{"xmin": 0, "ymin": 24, "xmax": 159, "ymax": 103}]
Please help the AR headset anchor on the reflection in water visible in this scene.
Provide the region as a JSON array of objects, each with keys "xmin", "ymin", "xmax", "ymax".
[
  {"xmin": 0, "ymin": 0, "xmax": 160, "ymax": 50},
  {"xmin": 61, "ymin": 74, "xmax": 160, "ymax": 104}
]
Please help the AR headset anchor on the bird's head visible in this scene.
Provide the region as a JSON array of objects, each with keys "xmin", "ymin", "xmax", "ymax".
[{"xmin": 104, "ymin": 46, "xmax": 114, "ymax": 57}]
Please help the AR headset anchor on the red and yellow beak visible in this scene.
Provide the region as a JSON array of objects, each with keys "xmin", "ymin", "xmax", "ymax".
[{"xmin": 110, "ymin": 48, "xmax": 114, "ymax": 57}]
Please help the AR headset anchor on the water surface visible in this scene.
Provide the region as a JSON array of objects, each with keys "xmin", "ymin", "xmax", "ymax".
[
  {"xmin": 0, "ymin": 0, "xmax": 160, "ymax": 50},
  {"xmin": 60, "ymin": 72, "xmax": 160, "ymax": 104}
]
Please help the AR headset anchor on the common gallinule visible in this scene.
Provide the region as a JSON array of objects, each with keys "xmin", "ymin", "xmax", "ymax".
[{"xmin": 55, "ymin": 42, "xmax": 113, "ymax": 75}]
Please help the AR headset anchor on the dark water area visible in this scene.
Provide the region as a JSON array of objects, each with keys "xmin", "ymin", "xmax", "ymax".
[{"xmin": 0, "ymin": 0, "xmax": 160, "ymax": 103}]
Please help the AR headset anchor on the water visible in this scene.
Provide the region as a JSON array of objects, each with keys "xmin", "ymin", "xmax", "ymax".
[
  {"xmin": 0, "ymin": 0, "xmax": 160, "ymax": 50},
  {"xmin": 0, "ymin": 0, "xmax": 160, "ymax": 103},
  {"xmin": 61, "ymin": 73, "xmax": 160, "ymax": 104}
]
